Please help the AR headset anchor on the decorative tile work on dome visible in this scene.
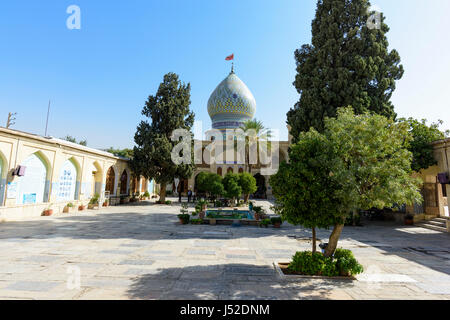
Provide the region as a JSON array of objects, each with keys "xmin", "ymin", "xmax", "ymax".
[{"xmin": 208, "ymin": 72, "xmax": 256, "ymax": 129}]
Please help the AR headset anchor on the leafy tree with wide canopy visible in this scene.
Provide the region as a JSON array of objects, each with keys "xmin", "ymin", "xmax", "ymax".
[
  {"xmin": 223, "ymin": 173, "xmax": 242, "ymax": 205},
  {"xmin": 196, "ymin": 172, "xmax": 224, "ymax": 199},
  {"xmin": 271, "ymin": 107, "xmax": 422, "ymax": 256},
  {"xmin": 398, "ymin": 118, "xmax": 448, "ymax": 172},
  {"xmin": 287, "ymin": 0, "xmax": 404, "ymax": 139},
  {"xmin": 238, "ymin": 172, "xmax": 257, "ymax": 203},
  {"xmin": 130, "ymin": 72, "xmax": 195, "ymax": 202}
]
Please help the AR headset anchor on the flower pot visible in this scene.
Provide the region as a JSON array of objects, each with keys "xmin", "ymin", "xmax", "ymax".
[
  {"xmin": 404, "ymin": 219, "xmax": 414, "ymax": 226},
  {"xmin": 103, "ymin": 202, "xmax": 109, "ymax": 207},
  {"xmin": 63, "ymin": 206, "xmax": 69, "ymax": 213},
  {"xmin": 42, "ymin": 209, "xmax": 53, "ymax": 216},
  {"xmin": 273, "ymin": 223, "xmax": 281, "ymax": 228},
  {"xmin": 78, "ymin": 205, "xmax": 85, "ymax": 211}
]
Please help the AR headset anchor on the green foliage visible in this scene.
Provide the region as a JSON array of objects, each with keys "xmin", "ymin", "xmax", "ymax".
[
  {"xmin": 223, "ymin": 173, "xmax": 242, "ymax": 201},
  {"xmin": 287, "ymin": 0, "xmax": 404, "ymax": 138},
  {"xmin": 61, "ymin": 135, "xmax": 87, "ymax": 146},
  {"xmin": 270, "ymin": 217, "xmax": 282, "ymax": 225},
  {"xmin": 143, "ymin": 191, "xmax": 150, "ymax": 197},
  {"xmin": 105, "ymin": 147, "xmax": 134, "ymax": 159},
  {"xmin": 260, "ymin": 219, "xmax": 271, "ymax": 227},
  {"xmin": 177, "ymin": 214, "xmax": 190, "ymax": 224},
  {"xmin": 165, "ymin": 200, "xmax": 172, "ymax": 205},
  {"xmin": 190, "ymin": 218, "xmax": 203, "ymax": 225},
  {"xmin": 398, "ymin": 118, "xmax": 448, "ymax": 172},
  {"xmin": 130, "ymin": 73, "xmax": 195, "ymax": 201},
  {"xmin": 271, "ymin": 107, "xmax": 423, "ymax": 254},
  {"xmin": 288, "ymin": 251, "xmax": 333, "ymax": 276},
  {"xmin": 238, "ymin": 172, "xmax": 257, "ymax": 201},
  {"xmin": 197, "ymin": 172, "xmax": 224, "ymax": 198},
  {"xmin": 333, "ymin": 249, "xmax": 364, "ymax": 276},
  {"xmin": 288, "ymin": 250, "xmax": 363, "ymax": 277},
  {"xmin": 89, "ymin": 193, "xmax": 100, "ymax": 205},
  {"xmin": 66, "ymin": 202, "xmax": 74, "ymax": 208}
]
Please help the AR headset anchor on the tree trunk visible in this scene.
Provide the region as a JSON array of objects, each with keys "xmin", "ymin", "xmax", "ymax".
[
  {"xmin": 312, "ymin": 227, "xmax": 317, "ymax": 253},
  {"xmin": 159, "ymin": 184, "xmax": 167, "ymax": 203},
  {"xmin": 324, "ymin": 224, "xmax": 344, "ymax": 258},
  {"xmin": 244, "ymin": 194, "xmax": 249, "ymax": 203}
]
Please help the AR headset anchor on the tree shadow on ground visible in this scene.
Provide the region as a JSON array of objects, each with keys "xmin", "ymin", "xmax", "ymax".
[{"xmin": 125, "ymin": 263, "xmax": 354, "ymax": 300}]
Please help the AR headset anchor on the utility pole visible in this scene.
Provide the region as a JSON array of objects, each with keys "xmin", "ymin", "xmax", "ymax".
[
  {"xmin": 45, "ymin": 100, "xmax": 51, "ymax": 137},
  {"xmin": 6, "ymin": 112, "xmax": 17, "ymax": 129}
]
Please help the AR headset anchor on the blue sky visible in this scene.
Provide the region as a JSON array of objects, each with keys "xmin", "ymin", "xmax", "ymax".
[{"xmin": 0, "ymin": 0, "xmax": 449, "ymax": 149}]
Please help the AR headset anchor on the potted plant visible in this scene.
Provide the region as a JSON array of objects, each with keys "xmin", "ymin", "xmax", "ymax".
[
  {"xmin": 103, "ymin": 199, "xmax": 109, "ymax": 207},
  {"xmin": 143, "ymin": 191, "xmax": 150, "ymax": 200},
  {"xmin": 178, "ymin": 214, "xmax": 190, "ymax": 225},
  {"xmin": 42, "ymin": 204, "xmax": 53, "ymax": 216},
  {"xmin": 404, "ymin": 214, "xmax": 414, "ymax": 225},
  {"xmin": 88, "ymin": 193, "xmax": 100, "ymax": 209},
  {"xmin": 253, "ymin": 206, "xmax": 263, "ymax": 220},
  {"xmin": 271, "ymin": 217, "xmax": 282, "ymax": 228},
  {"xmin": 259, "ymin": 219, "xmax": 271, "ymax": 228},
  {"xmin": 63, "ymin": 202, "xmax": 74, "ymax": 213},
  {"xmin": 190, "ymin": 218, "xmax": 203, "ymax": 225},
  {"xmin": 78, "ymin": 204, "xmax": 86, "ymax": 211}
]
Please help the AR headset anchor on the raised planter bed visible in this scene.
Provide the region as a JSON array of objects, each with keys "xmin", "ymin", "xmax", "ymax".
[{"xmin": 273, "ymin": 262, "xmax": 357, "ymax": 281}]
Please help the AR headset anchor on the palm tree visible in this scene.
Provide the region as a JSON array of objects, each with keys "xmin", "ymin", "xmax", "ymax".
[{"xmin": 238, "ymin": 119, "xmax": 272, "ymax": 173}]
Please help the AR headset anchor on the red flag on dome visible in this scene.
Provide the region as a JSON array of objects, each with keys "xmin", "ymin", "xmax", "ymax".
[{"xmin": 225, "ymin": 54, "xmax": 234, "ymax": 61}]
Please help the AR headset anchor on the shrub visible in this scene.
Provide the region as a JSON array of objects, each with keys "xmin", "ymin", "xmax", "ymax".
[
  {"xmin": 271, "ymin": 217, "xmax": 282, "ymax": 225},
  {"xmin": 289, "ymin": 251, "xmax": 328, "ymax": 276},
  {"xmin": 89, "ymin": 193, "xmax": 100, "ymax": 205},
  {"xmin": 260, "ymin": 218, "xmax": 271, "ymax": 227},
  {"xmin": 177, "ymin": 214, "xmax": 190, "ymax": 224},
  {"xmin": 66, "ymin": 202, "xmax": 74, "ymax": 208},
  {"xmin": 143, "ymin": 191, "xmax": 150, "ymax": 198},
  {"xmin": 190, "ymin": 218, "xmax": 203, "ymax": 225},
  {"xmin": 288, "ymin": 250, "xmax": 363, "ymax": 277},
  {"xmin": 165, "ymin": 200, "xmax": 172, "ymax": 205},
  {"xmin": 333, "ymin": 249, "xmax": 364, "ymax": 276}
]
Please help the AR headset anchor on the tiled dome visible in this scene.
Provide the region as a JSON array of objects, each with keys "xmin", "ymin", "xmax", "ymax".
[{"xmin": 207, "ymin": 71, "xmax": 256, "ymax": 130}]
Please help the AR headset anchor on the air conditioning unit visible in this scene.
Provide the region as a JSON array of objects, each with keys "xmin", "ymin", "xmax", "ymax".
[{"xmin": 12, "ymin": 166, "xmax": 26, "ymax": 177}]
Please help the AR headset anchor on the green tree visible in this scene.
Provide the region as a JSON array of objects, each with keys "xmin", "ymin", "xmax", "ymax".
[
  {"xmin": 398, "ymin": 118, "xmax": 448, "ymax": 172},
  {"xmin": 238, "ymin": 172, "xmax": 257, "ymax": 203},
  {"xmin": 195, "ymin": 172, "xmax": 224, "ymax": 199},
  {"xmin": 105, "ymin": 147, "xmax": 134, "ymax": 159},
  {"xmin": 61, "ymin": 135, "xmax": 87, "ymax": 146},
  {"xmin": 131, "ymin": 72, "xmax": 195, "ymax": 202},
  {"xmin": 239, "ymin": 119, "xmax": 272, "ymax": 173},
  {"xmin": 223, "ymin": 173, "xmax": 242, "ymax": 205},
  {"xmin": 287, "ymin": 0, "xmax": 404, "ymax": 139},
  {"xmin": 271, "ymin": 107, "xmax": 422, "ymax": 257}
]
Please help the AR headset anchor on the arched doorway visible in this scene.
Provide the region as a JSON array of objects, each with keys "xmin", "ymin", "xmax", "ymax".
[
  {"xmin": 57, "ymin": 159, "xmax": 78, "ymax": 201},
  {"xmin": 217, "ymin": 167, "xmax": 222, "ymax": 177},
  {"xmin": 105, "ymin": 167, "xmax": 115, "ymax": 195},
  {"xmin": 120, "ymin": 170, "xmax": 128, "ymax": 195},
  {"xmin": 227, "ymin": 167, "xmax": 233, "ymax": 174},
  {"xmin": 253, "ymin": 173, "xmax": 266, "ymax": 199},
  {"xmin": 16, "ymin": 153, "xmax": 48, "ymax": 204},
  {"xmin": 238, "ymin": 167, "xmax": 244, "ymax": 174}
]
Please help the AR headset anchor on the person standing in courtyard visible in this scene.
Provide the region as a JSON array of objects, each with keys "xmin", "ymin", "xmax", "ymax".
[{"xmin": 187, "ymin": 189, "xmax": 192, "ymax": 203}]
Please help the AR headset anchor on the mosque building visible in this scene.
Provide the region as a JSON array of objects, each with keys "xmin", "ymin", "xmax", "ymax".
[{"xmin": 166, "ymin": 66, "xmax": 291, "ymax": 199}]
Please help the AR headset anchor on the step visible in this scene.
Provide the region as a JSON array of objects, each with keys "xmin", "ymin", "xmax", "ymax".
[
  {"xmin": 417, "ymin": 223, "xmax": 447, "ymax": 233},
  {"xmin": 434, "ymin": 217, "xmax": 448, "ymax": 223},
  {"xmin": 426, "ymin": 220, "xmax": 447, "ymax": 227}
]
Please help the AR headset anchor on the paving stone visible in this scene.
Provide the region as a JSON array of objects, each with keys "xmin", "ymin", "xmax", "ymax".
[{"xmin": 5, "ymin": 281, "xmax": 62, "ymax": 292}]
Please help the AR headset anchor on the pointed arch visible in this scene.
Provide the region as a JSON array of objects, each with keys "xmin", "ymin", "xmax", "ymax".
[
  {"xmin": 16, "ymin": 151, "xmax": 51, "ymax": 204},
  {"xmin": 105, "ymin": 166, "xmax": 116, "ymax": 195},
  {"xmin": 119, "ymin": 169, "xmax": 128, "ymax": 195},
  {"xmin": 57, "ymin": 157, "xmax": 79, "ymax": 201},
  {"xmin": 217, "ymin": 167, "xmax": 222, "ymax": 177}
]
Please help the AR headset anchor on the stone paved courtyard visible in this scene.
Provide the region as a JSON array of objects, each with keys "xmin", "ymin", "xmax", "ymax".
[{"xmin": 0, "ymin": 199, "xmax": 449, "ymax": 300}]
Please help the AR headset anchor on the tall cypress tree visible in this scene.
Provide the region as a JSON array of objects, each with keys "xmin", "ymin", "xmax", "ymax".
[
  {"xmin": 287, "ymin": 0, "xmax": 404, "ymax": 139},
  {"xmin": 131, "ymin": 72, "xmax": 195, "ymax": 202}
]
